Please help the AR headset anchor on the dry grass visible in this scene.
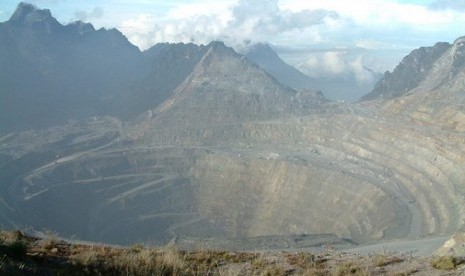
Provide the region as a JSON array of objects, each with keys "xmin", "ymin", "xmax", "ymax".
[
  {"xmin": 373, "ymin": 254, "xmax": 404, "ymax": 267},
  {"xmin": 430, "ymin": 256, "xmax": 465, "ymax": 270},
  {"xmin": 1, "ymin": 230, "xmax": 464, "ymax": 275},
  {"xmin": 334, "ymin": 261, "xmax": 370, "ymax": 276}
]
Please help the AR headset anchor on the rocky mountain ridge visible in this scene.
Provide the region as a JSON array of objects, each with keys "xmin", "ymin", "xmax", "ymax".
[
  {"xmin": 0, "ymin": 3, "xmax": 145, "ymax": 131},
  {"xmin": 0, "ymin": 3, "xmax": 325, "ymax": 133},
  {"xmin": 129, "ymin": 41, "xmax": 327, "ymax": 143},
  {"xmin": 244, "ymin": 43, "xmax": 318, "ymax": 92},
  {"xmin": 361, "ymin": 37, "xmax": 465, "ymax": 100}
]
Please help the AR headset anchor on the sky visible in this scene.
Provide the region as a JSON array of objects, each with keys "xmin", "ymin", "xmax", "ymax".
[{"xmin": 1, "ymin": 0, "xmax": 465, "ymax": 89}]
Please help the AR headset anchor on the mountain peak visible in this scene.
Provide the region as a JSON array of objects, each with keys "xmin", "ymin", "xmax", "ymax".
[
  {"xmin": 453, "ymin": 36, "xmax": 465, "ymax": 45},
  {"xmin": 361, "ymin": 41, "xmax": 451, "ymax": 101},
  {"xmin": 67, "ymin": 20, "xmax": 95, "ymax": 34},
  {"xmin": 245, "ymin": 43, "xmax": 283, "ymax": 65},
  {"xmin": 206, "ymin": 41, "xmax": 238, "ymax": 56},
  {"xmin": 9, "ymin": 2, "xmax": 58, "ymax": 26},
  {"xmin": 244, "ymin": 42, "xmax": 317, "ymax": 92},
  {"xmin": 246, "ymin": 43, "xmax": 276, "ymax": 56},
  {"xmin": 450, "ymin": 36, "xmax": 465, "ymax": 75}
]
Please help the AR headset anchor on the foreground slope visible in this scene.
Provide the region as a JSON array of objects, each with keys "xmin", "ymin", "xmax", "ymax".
[{"xmin": 2, "ymin": 230, "xmax": 464, "ymax": 275}]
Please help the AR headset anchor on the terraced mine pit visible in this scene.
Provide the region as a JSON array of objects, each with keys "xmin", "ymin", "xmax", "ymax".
[{"xmin": 2, "ymin": 98, "xmax": 464, "ymax": 250}]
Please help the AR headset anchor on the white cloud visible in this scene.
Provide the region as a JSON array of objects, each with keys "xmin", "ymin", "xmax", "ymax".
[
  {"xmin": 119, "ymin": 0, "xmax": 337, "ymax": 50},
  {"xmin": 102, "ymin": 0, "xmax": 465, "ymax": 78},
  {"xmin": 166, "ymin": 1, "xmax": 235, "ymax": 19},
  {"xmin": 354, "ymin": 40, "xmax": 385, "ymax": 50},
  {"xmin": 349, "ymin": 56, "xmax": 375, "ymax": 84},
  {"xmin": 272, "ymin": 0, "xmax": 465, "ymax": 76},
  {"xmin": 322, "ymin": 51, "xmax": 347, "ymax": 75},
  {"xmin": 119, "ymin": 13, "xmax": 156, "ymax": 49},
  {"xmin": 279, "ymin": 0, "xmax": 461, "ymax": 27},
  {"xmin": 74, "ymin": 7, "xmax": 103, "ymax": 22},
  {"xmin": 295, "ymin": 50, "xmax": 377, "ymax": 85}
]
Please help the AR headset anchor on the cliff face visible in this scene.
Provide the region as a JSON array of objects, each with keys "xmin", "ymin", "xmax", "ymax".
[
  {"xmin": 362, "ymin": 42, "xmax": 451, "ymax": 100},
  {"xmin": 376, "ymin": 37, "xmax": 465, "ymax": 132},
  {"xmin": 0, "ymin": 3, "xmax": 145, "ymax": 131}
]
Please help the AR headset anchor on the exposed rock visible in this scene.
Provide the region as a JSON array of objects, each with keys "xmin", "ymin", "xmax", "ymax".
[
  {"xmin": 0, "ymin": 3, "xmax": 144, "ymax": 132},
  {"xmin": 362, "ymin": 42, "xmax": 451, "ymax": 100},
  {"xmin": 435, "ymin": 232, "xmax": 465, "ymax": 256},
  {"xmin": 9, "ymin": 2, "xmax": 58, "ymax": 27},
  {"xmin": 128, "ymin": 41, "xmax": 327, "ymax": 142}
]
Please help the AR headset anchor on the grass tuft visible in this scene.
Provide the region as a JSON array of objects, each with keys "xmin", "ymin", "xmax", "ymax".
[
  {"xmin": 430, "ymin": 256, "xmax": 465, "ymax": 270},
  {"xmin": 374, "ymin": 254, "xmax": 404, "ymax": 267},
  {"xmin": 335, "ymin": 261, "xmax": 370, "ymax": 276}
]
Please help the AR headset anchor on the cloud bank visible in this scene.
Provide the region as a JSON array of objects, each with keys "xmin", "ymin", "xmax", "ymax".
[
  {"xmin": 120, "ymin": 0, "xmax": 338, "ymax": 50},
  {"xmin": 115, "ymin": 0, "xmax": 465, "ymax": 89},
  {"xmin": 293, "ymin": 50, "xmax": 377, "ymax": 85}
]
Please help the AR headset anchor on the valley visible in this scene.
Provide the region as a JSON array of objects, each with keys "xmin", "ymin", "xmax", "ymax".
[{"xmin": 0, "ymin": 3, "xmax": 465, "ymax": 259}]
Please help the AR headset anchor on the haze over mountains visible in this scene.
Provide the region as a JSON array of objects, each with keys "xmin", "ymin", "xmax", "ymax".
[
  {"xmin": 244, "ymin": 43, "xmax": 382, "ymax": 102},
  {"xmin": 0, "ymin": 2, "xmax": 327, "ymax": 133},
  {"xmin": 0, "ymin": 3, "xmax": 146, "ymax": 131},
  {"xmin": 1, "ymin": 2, "xmax": 465, "ymax": 252}
]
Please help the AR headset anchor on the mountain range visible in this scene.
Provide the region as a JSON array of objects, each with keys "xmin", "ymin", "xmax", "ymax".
[
  {"xmin": 1, "ymin": 2, "xmax": 465, "ymax": 252},
  {"xmin": 0, "ymin": 3, "xmax": 327, "ymax": 133}
]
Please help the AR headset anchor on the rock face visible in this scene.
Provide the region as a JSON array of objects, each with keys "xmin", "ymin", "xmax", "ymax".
[
  {"xmin": 372, "ymin": 36, "xmax": 465, "ymax": 132},
  {"xmin": 361, "ymin": 41, "xmax": 451, "ymax": 100},
  {"xmin": 116, "ymin": 42, "xmax": 210, "ymax": 119},
  {"xmin": 435, "ymin": 232, "xmax": 465, "ymax": 256},
  {"xmin": 1, "ymin": 3, "xmax": 465, "ymax": 249},
  {"xmin": 129, "ymin": 41, "xmax": 327, "ymax": 142},
  {"xmin": 0, "ymin": 3, "xmax": 145, "ymax": 131}
]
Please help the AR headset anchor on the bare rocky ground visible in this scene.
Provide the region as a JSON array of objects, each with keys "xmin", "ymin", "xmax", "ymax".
[{"xmin": 1, "ymin": 230, "xmax": 465, "ymax": 275}]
